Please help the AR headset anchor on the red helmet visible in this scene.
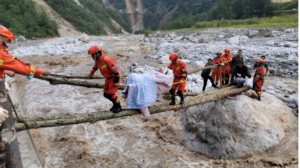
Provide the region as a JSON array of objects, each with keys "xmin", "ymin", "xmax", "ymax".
[
  {"xmin": 224, "ymin": 48, "xmax": 230, "ymax": 52},
  {"xmin": 169, "ymin": 53, "xmax": 179, "ymax": 60},
  {"xmin": 0, "ymin": 25, "xmax": 14, "ymax": 40},
  {"xmin": 257, "ymin": 58, "xmax": 264, "ymax": 63},
  {"xmin": 88, "ymin": 45, "xmax": 103, "ymax": 55}
]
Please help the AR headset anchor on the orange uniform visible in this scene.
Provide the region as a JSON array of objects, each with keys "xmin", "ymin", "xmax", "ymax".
[
  {"xmin": 1, "ymin": 43, "xmax": 26, "ymax": 76},
  {"xmin": 220, "ymin": 54, "xmax": 232, "ymax": 84},
  {"xmin": 0, "ymin": 50, "xmax": 42, "ymax": 77},
  {"xmin": 89, "ymin": 55, "xmax": 121, "ymax": 103},
  {"xmin": 212, "ymin": 56, "xmax": 222, "ymax": 84},
  {"xmin": 253, "ymin": 65, "xmax": 265, "ymax": 99},
  {"xmin": 168, "ymin": 60, "xmax": 187, "ymax": 91}
]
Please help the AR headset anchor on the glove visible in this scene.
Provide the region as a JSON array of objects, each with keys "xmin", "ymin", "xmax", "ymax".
[
  {"xmin": 0, "ymin": 108, "xmax": 9, "ymax": 126},
  {"xmin": 26, "ymin": 75, "xmax": 33, "ymax": 80},
  {"xmin": 5, "ymin": 82, "xmax": 10, "ymax": 92}
]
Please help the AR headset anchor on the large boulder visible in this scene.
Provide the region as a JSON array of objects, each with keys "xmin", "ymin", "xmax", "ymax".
[
  {"xmin": 248, "ymin": 30, "xmax": 259, "ymax": 37},
  {"xmin": 228, "ymin": 36, "xmax": 240, "ymax": 45},
  {"xmin": 17, "ymin": 36, "xmax": 26, "ymax": 42},
  {"xmin": 78, "ymin": 34, "xmax": 89, "ymax": 43},
  {"xmin": 168, "ymin": 93, "xmax": 297, "ymax": 159},
  {"xmin": 284, "ymin": 28, "xmax": 295, "ymax": 33},
  {"xmin": 266, "ymin": 40, "xmax": 275, "ymax": 46},
  {"xmin": 228, "ymin": 36, "xmax": 249, "ymax": 45},
  {"xmin": 284, "ymin": 42, "xmax": 298, "ymax": 48},
  {"xmin": 176, "ymin": 48, "xmax": 188, "ymax": 59},
  {"xmin": 158, "ymin": 56, "xmax": 170, "ymax": 64},
  {"xmin": 192, "ymin": 61, "xmax": 205, "ymax": 69}
]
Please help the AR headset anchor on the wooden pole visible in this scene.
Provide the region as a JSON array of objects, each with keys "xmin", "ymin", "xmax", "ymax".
[
  {"xmin": 34, "ymin": 75, "xmax": 125, "ymax": 90},
  {"xmin": 0, "ymin": 79, "xmax": 23, "ymax": 168},
  {"xmin": 49, "ymin": 74, "xmax": 106, "ymax": 79},
  {"xmin": 188, "ymin": 64, "xmax": 219, "ymax": 74},
  {"xmin": 14, "ymin": 86, "xmax": 251, "ymax": 131},
  {"xmin": 21, "ymin": 86, "xmax": 236, "ymax": 122}
]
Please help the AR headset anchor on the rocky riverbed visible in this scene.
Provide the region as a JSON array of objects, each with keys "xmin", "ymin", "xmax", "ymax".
[{"xmin": 6, "ymin": 26, "xmax": 298, "ymax": 167}]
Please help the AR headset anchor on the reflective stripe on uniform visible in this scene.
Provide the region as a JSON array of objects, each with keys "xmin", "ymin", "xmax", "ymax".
[
  {"xmin": 101, "ymin": 64, "xmax": 107, "ymax": 69},
  {"xmin": 182, "ymin": 74, "xmax": 186, "ymax": 77},
  {"xmin": 0, "ymin": 59, "xmax": 3, "ymax": 65},
  {"xmin": 30, "ymin": 66, "xmax": 35, "ymax": 75}
]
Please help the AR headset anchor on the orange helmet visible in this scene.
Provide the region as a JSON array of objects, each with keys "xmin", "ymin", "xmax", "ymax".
[
  {"xmin": 169, "ymin": 53, "xmax": 179, "ymax": 60},
  {"xmin": 257, "ymin": 58, "xmax": 264, "ymax": 63},
  {"xmin": 88, "ymin": 45, "xmax": 103, "ymax": 55},
  {"xmin": 216, "ymin": 51, "xmax": 222, "ymax": 55},
  {"xmin": 0, "ymin": 25, "xmax": 14, "ymax": 40},
  {"xmin": 224, "ymin": 48, "xmax": 230, "ymax": 52}
]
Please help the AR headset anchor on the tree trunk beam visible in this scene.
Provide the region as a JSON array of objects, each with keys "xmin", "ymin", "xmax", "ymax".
[
  {"xmin": 14, "ymin": 86, "xmax": 251, "ymax": 131},
  {"xmin": 49, "ymin": 74, "xmax": 106, "ymax": 79},
  {"xmin": 188, "ymin": 64, "xmax": 223, "ymax": 74},
  {"xmin": 34, "ymin": 76, "xmax": 125, "ymax": 90},
  {"xmin": 20, "ymin": 85, "xmax": 236, "ymax": 122}
]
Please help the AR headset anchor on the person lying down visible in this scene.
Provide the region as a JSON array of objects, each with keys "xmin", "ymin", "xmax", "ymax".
[{"xmin": 122, "ymin": 67, "xmax": 173, "ymax": 117}]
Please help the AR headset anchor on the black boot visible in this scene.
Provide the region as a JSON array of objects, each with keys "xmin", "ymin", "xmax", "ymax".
[
  {"xmin": 180, "ymin": 97, "xmax": 184, "ymax": 105},
  {"xmin": 169, "ymin": 97, "xmax": 176, "ymax": 105},
  {"xmin": 112, "ymin": 103, "xmax": 122, "ymax": 113}
]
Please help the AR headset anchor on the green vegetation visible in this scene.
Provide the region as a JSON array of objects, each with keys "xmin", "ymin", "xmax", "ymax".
[
  {"xmin": 108, "ymin": 0, "xmax": 126, "ymax": 9},
  {"xmin": 0, "ymin": 0, "xmax": 59, "ymax": 38},
  {"xmin": 143, "ymin": 0, "xmax": 219, "ymax": 30},
  {"xmin": 195, "ymin": 14, "xmax": 298, "ymax": 29},
  {"xmin": 273, "ymin": 1, "xmax": 298, "ymax": 10},
  {"xmin": 161, "ymin": 0, "xmax": 280, "ymax": 30},
  {"xmin": 43, "ymin": 0, "xmax": 131, "ymax": 35}
]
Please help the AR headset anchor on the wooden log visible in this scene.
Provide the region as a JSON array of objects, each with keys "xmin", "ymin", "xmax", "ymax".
[
  {"xmin": 34, "ymin": 75, "xmax": 125, "ymax": 90},
  {"xmin": 49, "ymin": 74, "xmax": 106, "ymax": 79},
  {"xmin": 188, "ymin": 63, "xmax": 223, "ymax": 74},
  {"xmin": 21, "ymin": 86, "xmax": 236, "ymax": 122},
  {"xmin": 14, "ymin": 86, "xmax": 251, "ymax": 131},
  {"xmin": 0, "ymin": 79, "xmax": 23, "ymax": 168}
]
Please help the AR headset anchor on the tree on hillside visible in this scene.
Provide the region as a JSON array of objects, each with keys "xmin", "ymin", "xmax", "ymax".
[{"xmin": 0, "ymin": 0, "xmax": 58, "ymax": 38}]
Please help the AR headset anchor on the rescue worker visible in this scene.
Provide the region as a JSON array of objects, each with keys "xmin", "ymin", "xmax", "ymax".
[
  {"xmin": 250, "ymin": 56, "xmax": 268, "ymax": 76},
  {"xmin": 201, "ymin": 59, "xmax": 218, "ymax": 91},
  {"xmin": 0, "ymin": 25, "xmax": 50, "ymax": 167},
  {"xmin": 0, "ymin": 26, "xmax": 30, "ymax": 77},
  {"xmin": 0, "ymin": 25, "xmax": 50, "ymax": 78},
  {"xmin": 168, "ymin": 53, "xmax": 187, "ymax": 105},
  {"xmin": 232, "ymin": 62, "xmax": 251, "ymax": 87},
  {"xmin": 253, "ymin": 58, "xmax": 265, "ymax": 101},
  {"xmin": 220, "ymin": 48, "xmax": 232, "ymax": 85},
  {"xmin": 87, "ymin": 45, "xmax": 122, "ymax": 113},
  {"xmin": 212, "ymin": 51, "xmax": 222, "ymax": 86},
  {"xmin": 230, "ymin": 49, "xmax": 243, "ymax": 83}
]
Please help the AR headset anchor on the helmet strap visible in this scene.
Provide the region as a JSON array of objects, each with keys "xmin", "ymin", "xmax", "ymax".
[{"xmin": 2, "ymin": 42, "xmax": 7, "ymax": 48}]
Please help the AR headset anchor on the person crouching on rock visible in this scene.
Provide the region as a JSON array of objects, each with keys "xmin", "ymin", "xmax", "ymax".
[
  {"xmin": 232, "ymin": 62, "xmax": 251, "ymax": 88},
  {"xmin": 253, "ymin": 59, "xmax": 265, "ymax": 101},
  {"xmin": 201, "ymin": 58, "xmax": 218, "ymax": 91},
  {"xmin": 168, "ymin": 53, "xmax": 187, "ymax": 105},
  {"xmin": 87, "ymin": 45, "xmax": 122, "ymax": 113}
]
